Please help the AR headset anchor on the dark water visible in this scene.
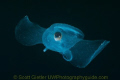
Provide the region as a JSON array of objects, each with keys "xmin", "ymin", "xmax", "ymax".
[{"xmin": 0, "ymin": 1, "xmax": 117, "ymax": 80}]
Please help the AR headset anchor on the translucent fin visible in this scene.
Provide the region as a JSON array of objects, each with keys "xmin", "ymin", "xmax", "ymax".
[
  {"xmin": 69, "ymin": 40, "xmax": 110, "ymax": 68},
  {"xmin": 15, "ymin": 16, "xmax": 46, "ymax": 46}
]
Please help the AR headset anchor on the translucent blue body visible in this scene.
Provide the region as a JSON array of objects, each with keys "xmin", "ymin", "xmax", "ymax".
[{"xmin": 15, "ymin": 16, "xmax": 110, "ymax": 68}]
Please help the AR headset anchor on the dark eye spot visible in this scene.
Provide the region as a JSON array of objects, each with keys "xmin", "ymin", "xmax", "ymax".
[
  {"xmin": 54, "ymin": 32, "xmax": 62, "ymax": 41},
  {"xmin": 55, "ymin": 32, "xmax": 61, "ymax": 38}
]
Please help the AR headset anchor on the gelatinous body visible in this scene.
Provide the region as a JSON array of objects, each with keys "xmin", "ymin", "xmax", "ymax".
[{"xmin": 15, "ymin": 16, "xmax": 110, "ymax": 68}]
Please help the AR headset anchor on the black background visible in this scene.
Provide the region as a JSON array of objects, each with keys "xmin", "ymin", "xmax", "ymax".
[{"xmin": 0, "ymin": 0, "xmax": 118, "ymax": 80}]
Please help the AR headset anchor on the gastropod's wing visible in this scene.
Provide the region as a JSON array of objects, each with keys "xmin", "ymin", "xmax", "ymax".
[
  {"xmin": 15, "ymin": 16, "xmax": 46, "ymax": 46},
  {"xmin": 63, "ymin": 40, "xmax": 110, "ymax": 68}
]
